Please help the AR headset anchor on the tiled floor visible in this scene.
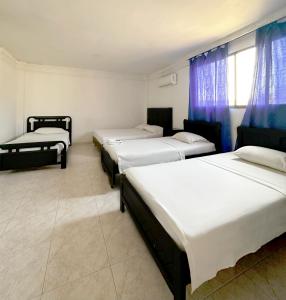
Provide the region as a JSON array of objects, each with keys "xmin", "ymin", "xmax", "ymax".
[{"xmin": 0, "ymin": 143, "xmax": 285, "ymax": 300}]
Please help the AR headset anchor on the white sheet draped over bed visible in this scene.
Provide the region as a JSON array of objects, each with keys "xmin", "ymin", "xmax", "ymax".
[
  {"xmin": 104, "ymin": 137, "xmax": 215, "ymax": 173},
  {"xmin": 93, "ymin": 128, "xmax": 163, "ymax": 144},
  {"xmin": 125, "ymin": 153, "xmax": 286, "ymax": 292},
  {"xmin": 105, "ymin": 138, "xmax": 186, "ymax": 173}
]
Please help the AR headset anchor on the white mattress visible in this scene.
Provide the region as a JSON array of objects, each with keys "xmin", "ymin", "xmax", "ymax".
[
  {"xmin": 93, "ymin": 128, "xmax": 163, "ymax": 144},
  {"xmin": 104, "ymin": 137, "xmax": 215, "ymax": 173},
  {"xmin": 125, "ymin": 153, "xmax": 286, "ymax": 292},
  {"xmin": 3, "ymin": 132, "xmax": 70, "ymax": 154}
]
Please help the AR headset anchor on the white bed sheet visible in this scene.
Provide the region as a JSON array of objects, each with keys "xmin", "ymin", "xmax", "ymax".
[
  {"xmin": 93, "ymin": 128, "xmax": 163, "ymax": 144},
  {"xmin": 3, "ymin": 132, "xmax": 70, "ymax": 154},
  {"xmin": 104, "ymin": 137, "xmax": 215, "ymax": 173},
  {"xmin": 125, "ymin": 153, "xmax": 286, "ymax": 292}
]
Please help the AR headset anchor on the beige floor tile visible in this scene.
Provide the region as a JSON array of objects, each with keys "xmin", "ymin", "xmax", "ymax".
[
  {"xmin": 0, "ymin": 241, "xmax": 50, "ymax": 300},
  {"xmin": 188, "ymin": 234, "xmax": 286, "ymax": 299},
  {"xmin": 98, "ymin": 191, "xmax": 148, "ymax": 265},
  {"xmin": 0, "ymin": 189, "xmax": 26, "ymax": 223},
  {"xmin": 41, "ymin": 267, "xmax": 117, "ymax": 300},
  {"xmin": 204, "ymin": 238, "xmax": 286, "ymax": 300},
  {"xmin": 249, "ymin": 246, "xmax": 286, "ymax": 300},
  {"xmin": 14, "ymin": 195, "xmax": 59, "ymax": 219},
  {"xmin": 55, "ymin": 194, "xmax": 100, "ymax": 227},
  {"xmin": 188, "ymin": 249, "xmax": 269, "ymax": 299},
  {"xmin": 0, "ymin": 202, "xmax": 18, "ymax": 223},
  {"xmin": 0, "ymin": 220, "xmax": 8, "ymax": 236},
  {"xmin": 44, "ymin": 217, "xmax": 108, "ymax": 292},
  {"xmin": 0, "ymin": 210, "xmax": 56, "ymax": 260},
  {"xmin": 112, "ymin": 254, "xmax": 173, "ymax": 300},
  {"xmin": 207, "ymin": 269, "xmax": 278, "ymax": 300}
]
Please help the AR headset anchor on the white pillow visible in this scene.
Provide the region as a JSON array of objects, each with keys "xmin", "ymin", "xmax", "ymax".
[
  {"xmin": 135, "ymin": 123, "xmax": 147, "ymax": 130},
  {"xmin": 34, "ymin": 127, "xmax": 67, "ymax": 134},
  {"xmin": 173, "ymin": 132, "xmax": 207, "ymax": 144},
  {"xmin": 143, "ymin": 124, "xmax": 163, "ymax": 134},
  {"xmin": 235, "ymin": 146, "xmax": 286, "ymax": 172}
]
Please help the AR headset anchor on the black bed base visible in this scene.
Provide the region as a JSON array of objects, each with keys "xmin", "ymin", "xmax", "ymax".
[
  {"xmin": 101, "ymin": 147, "xmax": 119, "ymax": 187},
  {"xmin": 120, "ymin": 175, "xmax": 190, "ymax": 300},
  {"xmin": 0, "ymin": 141, "xmax": 67, "ymax": 171}
]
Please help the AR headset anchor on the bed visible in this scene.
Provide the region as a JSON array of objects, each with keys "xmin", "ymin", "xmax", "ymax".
[
  {"xmin": 101, "ymin": 119, "xmax": 221, "ymax": 187},
  {"xmin": 93, "ymin": 107, "xmax": 173, "ymax": 147},
  {"xmin": 120, "ymin": 125, "xmax": 286, "ymax": 300},
  {"xmin": 0, "ymin": 116, "xmax": 72, "ymax": 170}
]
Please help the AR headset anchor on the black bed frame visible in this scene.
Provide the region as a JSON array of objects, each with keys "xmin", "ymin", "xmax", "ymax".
[
  {"xmin": 0, "ymin": 116, "xmax": 72, "ymax": 171},
  {"xmin": 120, "ymin": 125, "xmax": 286, "ymax": 300},
  {"xmin": 147, "ymin": 107, "xmax": 173, "ymax": 136},
  {"xmin": 101, "ymin": 119, "xmax": 221, "ymax": 187}
]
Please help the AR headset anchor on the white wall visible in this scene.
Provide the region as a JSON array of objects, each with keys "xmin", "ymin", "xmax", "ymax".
[
  {"xmin": 16, "ymin": 64, "xmax": 147, "ymax": 143},
  {"xmin": 0, "ymin": 49, "xmax": 18, "ymax": 143},
  {"xmin": 148, "ymin": 67, "xmax": 189, "ymax": 129}
]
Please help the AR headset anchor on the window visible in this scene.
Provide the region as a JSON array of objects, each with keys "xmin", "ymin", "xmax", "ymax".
[{"xmin": 228, "ymin": 47, "xmax": 256, "ymax": 107}]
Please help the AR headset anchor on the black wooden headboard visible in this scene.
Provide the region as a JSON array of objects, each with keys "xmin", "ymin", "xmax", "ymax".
[
  {"xmin": 27, "ymin": 116, "xmax": 72, "ymax": 145},
  {"xmin": 236, "ymin": 126, "xmax": 286, "ymax": 153},
  {"xmin": 183, "ymin": 119, "xmax": 222, "ymax": 153},
  {"xmin": 147, "ymin": 107, "xmax": 173, "ymax": 135}
]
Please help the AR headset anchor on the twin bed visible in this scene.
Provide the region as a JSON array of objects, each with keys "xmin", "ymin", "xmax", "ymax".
[
  {"xmin": 93, "ymin": 107, "xmax": 173, "ymax": 147},
  {"xmin": 120, "ymin": 125, "xmax": 286, "ymax": 300},
  {"xmin": 101, "ymin": 119, "xmax": 221, "ymax": 187},
  {"xmin": 0, "ymin": 116, "xmax": 72, "ymax": 170}
]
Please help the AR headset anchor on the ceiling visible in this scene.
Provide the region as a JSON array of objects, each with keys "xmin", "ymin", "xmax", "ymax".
[{"xmin": 0, "ymin": 0, "xmax": 285, "ymax": 74}]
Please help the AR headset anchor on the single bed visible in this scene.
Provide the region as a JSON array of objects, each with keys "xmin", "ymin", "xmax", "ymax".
[
  {"xmin": 101, "ymin": 119, "xmax": 221, "ymax": 187},
  {"xmin": 120, "ymin": 125, "xmax": 286, "ymax": 300},
  {"xmin": 0, "ymin": 116, "xmax": 72, "ymax": 170},
  {"xmin": 93, "ymin": 107, "xmax": 173, "ymax": 147}
]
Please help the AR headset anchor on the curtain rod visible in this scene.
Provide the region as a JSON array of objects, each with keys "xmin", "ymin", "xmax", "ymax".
[
  {"xmin": 226, "ymin": 15, "xmax": 286, "ymax": 44},
  {"xmin": 189, "ymin": 15, "xmax": 286, "ymax": 60}
]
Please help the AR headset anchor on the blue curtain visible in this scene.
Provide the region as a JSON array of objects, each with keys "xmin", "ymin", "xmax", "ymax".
[
  {"xmin": 242, "ymin": 20, "xmax": 286, "ymax": 129},
  {"xmin": 189, "ymin": 45, "xmax": 232, "ymax": 152}
]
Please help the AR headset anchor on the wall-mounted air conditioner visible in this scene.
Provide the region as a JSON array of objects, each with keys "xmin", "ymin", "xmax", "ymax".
[{"xmin": 158, "ymin": 73, "xmax": 177, "ymax": 87}]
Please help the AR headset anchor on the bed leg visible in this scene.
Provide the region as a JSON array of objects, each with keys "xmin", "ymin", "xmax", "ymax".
[
  {"xmin": 120, "ymin": 197, "xmax": 125, "ymax": 213},
  {"xmin": 173, "ymin": 251, "xmax": 187, "ymax": 300},
  {"xmin": 61, "ymin": 151, "xmax": 67, "ymax": 169},
  {"xmin": 110, "ymin": 172, "xmax": 116, "ymax": 188},
  {"xmin": 174, "ymin": 286, "xmax": 186, "ymax": 300},
  {"xmin": 120, "ymin": 175, "xmax": 126, "ymax": 213}
]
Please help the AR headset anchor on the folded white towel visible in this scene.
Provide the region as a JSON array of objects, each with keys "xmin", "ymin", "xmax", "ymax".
[{"xmin": 105, "ymin": 139, "xmax": 123, "ymax": 145}]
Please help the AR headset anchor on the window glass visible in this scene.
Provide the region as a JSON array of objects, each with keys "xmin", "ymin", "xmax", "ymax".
[
  {"xmin": 236, "ymin": 47, "xmax": 256, "ymax": 106},
  {"xmin": 228, "ymin": 47, "xmax": 256, "ymax": 107}
]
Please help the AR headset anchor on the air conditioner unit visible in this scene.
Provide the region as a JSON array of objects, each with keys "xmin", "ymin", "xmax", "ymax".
[{"xmin": 158, "ymin": 73, "xmax": 177, "ymax": 87}]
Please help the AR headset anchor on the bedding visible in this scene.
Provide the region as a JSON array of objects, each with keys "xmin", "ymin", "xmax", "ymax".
[
  {"xmin": 3, "ymin": 131, "xmax": 70, "ymax": 154},
  {"xmin": 103, "ymin": 137, "xmax": 215, "ymax": 173},
  {"xmin": 125, "ymin": 152, "xmax": 286, "ymax": 292},
  {"xmin": 34, "ymin": 127, "xmax": 67, "ymax": 134},
  {"xmin": 93, "ymin": 127, "xmax": 163, "ymax": 144},
  {"xmin": 235, "ymin": 146, "xmax": 286, "ymax": 172},
  {"xmin": 141, "ymin": 124, "xmax": 163, "ymax": 134},
  {"xmin": 173, "ymin": 131, "xmax": 207, "ymax": 144}
]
